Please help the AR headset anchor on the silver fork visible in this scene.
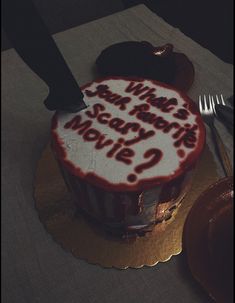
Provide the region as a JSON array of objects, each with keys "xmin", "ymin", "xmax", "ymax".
[{"xmin": 199, "ymin": 95, "xmax": 232, "ymax": 176}]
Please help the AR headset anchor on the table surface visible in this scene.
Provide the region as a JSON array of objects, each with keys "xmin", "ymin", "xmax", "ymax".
[{"xmin": 2, "ymin": 4, "xmax": 233, "ymax": 303}]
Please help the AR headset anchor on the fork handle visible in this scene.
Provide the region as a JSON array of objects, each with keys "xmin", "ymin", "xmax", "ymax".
[{"xmin": 211, "ymin": 125, "xmax": 233, "ymax": 176}]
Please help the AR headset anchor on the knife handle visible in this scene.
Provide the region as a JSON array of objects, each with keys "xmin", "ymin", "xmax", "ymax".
[
  {"xmin": 2, "ymin": 0, "xmax": 87, "ymax": 112},
  {"xmin": 211, "ymin": 125, "xmax": 233, "ymax": 176},
  {"xmin": 227, "ymin": 95, "xmax": 234, "ymax": 107}
]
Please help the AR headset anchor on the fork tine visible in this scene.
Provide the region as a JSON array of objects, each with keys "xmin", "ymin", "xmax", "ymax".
[
  {"xmin": 210, "ymin": 95, "xmax": 214, "ymax": 104},
  {"xmin": 203, "ymin": 94, "xmax": 208, "ymax": 111},
  {"xmin": 215, "ymin": 95, "xmax": 220, "ymax": 104},
  {"xmin": 220, "ymin": 94, "xmax": 226, "ymax": 105},
  {"xmin": 199, "ymin": 95, "xmax": 203, "ymax": 112},
  {"xmin": 210, "ymin": 95, "xmax": 216, "ymax": 113},
  {"xmin": 208, "ymin": 95, "xmax": 214, "ymax": 112}
]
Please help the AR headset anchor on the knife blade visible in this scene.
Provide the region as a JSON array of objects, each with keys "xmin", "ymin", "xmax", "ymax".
[{"xmin": 2, "ymin": 0, "xmax": 87, "ymax": 113}]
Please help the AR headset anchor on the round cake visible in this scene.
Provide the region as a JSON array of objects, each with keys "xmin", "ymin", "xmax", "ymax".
[{"xmin": 51, "ymin": 77, "xmax": 205, "ymax": 237}]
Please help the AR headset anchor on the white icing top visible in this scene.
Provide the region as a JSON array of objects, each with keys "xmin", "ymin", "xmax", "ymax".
[{"xmin": 52, "ymin": 77, "xmax": 205, "ymax": 191}]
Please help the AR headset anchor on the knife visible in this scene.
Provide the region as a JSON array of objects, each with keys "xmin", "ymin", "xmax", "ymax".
[
  {"xmin": 215, "ymin": 104, "xmax": 234, "ymax": 134},
  {"xmin": 227, "ymin": 95, "xmax": 234, "ymax": 108},
  {"xmin": 2, "ymin": 0, "xmax": 87, "ymax": 112}
]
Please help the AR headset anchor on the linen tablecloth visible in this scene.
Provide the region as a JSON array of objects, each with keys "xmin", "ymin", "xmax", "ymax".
[{"xmin": 2, "ymin": 4, "xmax": 233, "ymax": 303}]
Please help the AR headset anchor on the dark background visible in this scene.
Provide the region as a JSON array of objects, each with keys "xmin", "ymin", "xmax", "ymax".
[{"xmin": 1, "ymin": 0, "xmax": 234, "ymax": 63}]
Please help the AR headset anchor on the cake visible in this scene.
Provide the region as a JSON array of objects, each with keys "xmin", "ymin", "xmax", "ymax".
[{"xmin": 51, "ymin": 76, "xmax": 205, "ymax": 237}]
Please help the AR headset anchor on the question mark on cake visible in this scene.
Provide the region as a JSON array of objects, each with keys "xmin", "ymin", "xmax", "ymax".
[{"xmin": 127, "ymin": 148, "xmax": 163, "ymax": 182}]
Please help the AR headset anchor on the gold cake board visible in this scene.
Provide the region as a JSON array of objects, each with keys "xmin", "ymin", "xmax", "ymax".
[{"xmin": 34, "ymin": 144, "xmax": 218, "ymax": 269}]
